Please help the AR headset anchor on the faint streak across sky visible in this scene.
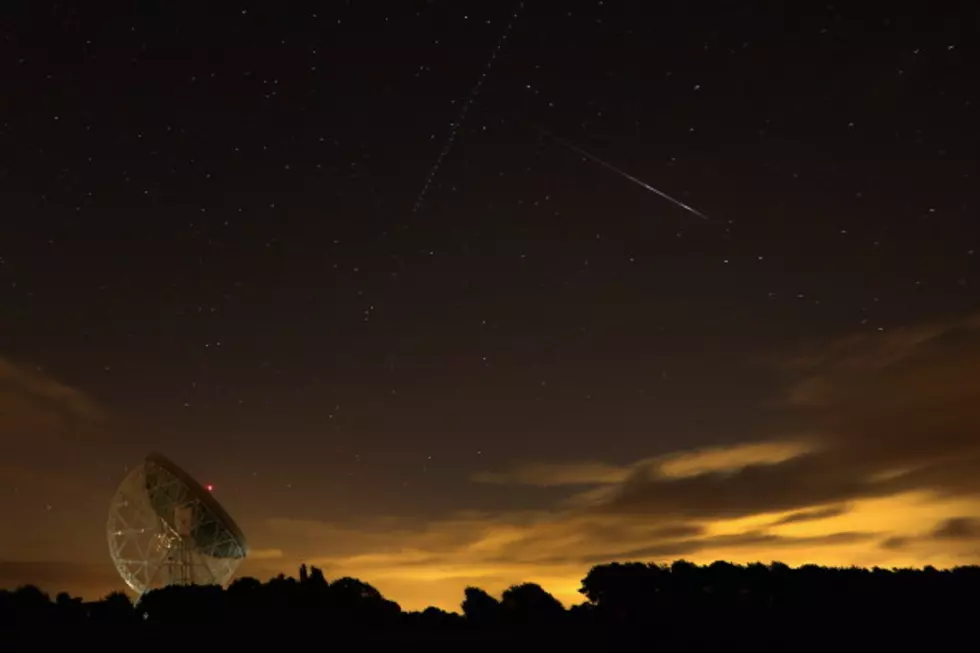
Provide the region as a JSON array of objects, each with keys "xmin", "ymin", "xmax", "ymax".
[
  {"xmin": 537, "ymin": 127, "xmax": 710, "ymax": 221},
  {"xmin": 411, "ymin": 2, "xmax": 526, "ymax": 213}
]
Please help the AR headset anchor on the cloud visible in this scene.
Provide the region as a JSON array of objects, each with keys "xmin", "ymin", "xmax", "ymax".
[
  {"xmin": 0, "ymin": 356, "xmax": 116, "ymax": 478},
  {"xmin": 472, "ymin": 441, "xmax": 815, "ymax": 490},
  {"xmin": 874, "ymin": 516, "xmax": 980, "ymax": 553},
  {"xmin": 0, "ymin": 356, "xmax": 128, "ymax": 506},
  {"xmin": 590, "ymin": 530, "xmax": 878, "ymax": 565},
  {"xmin": 249, "ymin": 314, "xmax": 980, "ymax": 611},
  {"xmin": 0, "ymin": 356, "xmax": 128, "ymax": 511},
  {"xmin": 471, "ymin": 461, "xmax": 628, "ymax": 487},
  {"xmin": 781, "ymin": 314, "xmax": 980, "ymax": 379},
  {"xmin": 595, "ymin": 449, "xmax": 866, "ymax": 520},
  {"xmin": 589, "ymin": 315, "xmax": 980, "ymax": 520},
  {"xmin": 880, "ymin": 536, "xmax": 910, "ymax": 550},
  {"xmin": 0, "ymin": 357, "xmax": 107, "ymax": 433},
  {"xmin": 655, "ymin": 441, "xmax": 815, "ymax": 479},
  {"xmin": 931, "ymin": 517, "xmax": 980, "ymax": 541},
  {"xmin": 770, "ymin": 505, "xmax": 849, "ymax": 526}
]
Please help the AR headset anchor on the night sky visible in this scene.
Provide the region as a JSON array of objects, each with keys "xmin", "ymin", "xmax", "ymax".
[{"xmin": 2, "ymin": 1, "xmax": 979, "ymax": 610}]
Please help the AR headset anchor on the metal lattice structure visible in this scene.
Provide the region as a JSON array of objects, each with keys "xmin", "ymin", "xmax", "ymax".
[{"xmin": 107, "ymin": 453, "xmax": 248, "ymax": 598}]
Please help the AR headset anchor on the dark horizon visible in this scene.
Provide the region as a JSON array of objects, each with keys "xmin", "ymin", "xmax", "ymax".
[
  {"xmin": 7, "ymin": 557, "xmax": 980, "ymax": 610},
  {"xmin": 4, "ymin": 560, "xmax": 980, "ymax": 652}
]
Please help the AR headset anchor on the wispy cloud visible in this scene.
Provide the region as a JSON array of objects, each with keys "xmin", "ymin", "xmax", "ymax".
[
  {"xmin": 0, "ymin": 356, "xmax": 116, "ymax": 471},
  {"xmin": 769, "ymin": 505, "xmax": 849, "ymax": 526},
  {"xmin": 0, "ymin": 357, "xmax": 107, "ymax": 430},
  {"xmin": 0, "ymin": 355, "xmax": 127, "ymax": 503},
  {"xmin": 471, "ymin": 461, "xmax": 629, "ymax": 487},
  {"xmin": 471, "ymin": 440, "xmax": 816, "ymax": 489},
  {"xmin": 247, "ymin": 548, "xmax": 285, "ymax": 560}
]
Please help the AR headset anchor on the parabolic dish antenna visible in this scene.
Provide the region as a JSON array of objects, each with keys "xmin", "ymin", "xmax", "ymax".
[{"xmin": 107, "ymin": 453, "xmax": 248, "ymax": 598}]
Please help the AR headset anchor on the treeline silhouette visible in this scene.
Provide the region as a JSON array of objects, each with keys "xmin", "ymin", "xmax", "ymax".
[{"xmin": 3, "ymin": 560, "xmax": 978, "ymax": 650}]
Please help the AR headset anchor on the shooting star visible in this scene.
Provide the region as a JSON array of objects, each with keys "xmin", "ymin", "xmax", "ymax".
[
  {"xmin": 538, "ymin": 127, "xmax": 709, "ymax": 220},
  {"xmin": 412, "ymin": 1, "xmax": 526, "ymax": 213}
]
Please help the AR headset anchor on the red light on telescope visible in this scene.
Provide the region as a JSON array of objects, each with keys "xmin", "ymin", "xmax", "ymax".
[{"xmin": 206, "ymin": 484, "xmax": 214, "ymax": 492}]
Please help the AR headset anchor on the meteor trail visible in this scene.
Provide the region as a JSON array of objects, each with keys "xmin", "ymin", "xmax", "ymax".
[
  {"xmin": 412, "ymin": 1, "xmax": 526, "ymax": 213},
  {"xmin": 538, "ymin": 127, "xmax": 710, "ymax": 220}
]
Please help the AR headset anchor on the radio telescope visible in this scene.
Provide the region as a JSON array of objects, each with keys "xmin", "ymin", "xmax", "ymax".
[{"xmin": 107, "ymin": 453, "xmax": 248, "ymax": 598}]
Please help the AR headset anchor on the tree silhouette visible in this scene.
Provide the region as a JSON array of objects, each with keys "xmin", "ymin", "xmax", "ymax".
[
  {"xmin": 461, "ymin": 586, "xmax": 501, "ymax": 627},
  {"xmin": 55, "ymin": 591, "xmax": 84, "ymax": 624},
  {"xmin": 307, "ymin": 565, "xmax": 328, "ymax": 589},
  {"xmin": 581, "ymin": 561, "xmax": 664, "ymax": 623},
  {"xmin": 94, "ymin": 591, "xmax": 133, "ymax": 624},
  {"xmin": 4, "ymin": 585, "xmax": 52, "ymax": 625},
  {"xmin": 500, "ymin": 582, "xmax": 565, "ymax": 628},
  {"xmin": 3, "ymin": 560, "xmax": 979, "ymax": 648}
]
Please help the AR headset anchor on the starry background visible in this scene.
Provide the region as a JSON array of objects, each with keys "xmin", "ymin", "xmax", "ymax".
[{"xmin": 1, "ymin": 1, "xmax": 978, "ymax": 609}]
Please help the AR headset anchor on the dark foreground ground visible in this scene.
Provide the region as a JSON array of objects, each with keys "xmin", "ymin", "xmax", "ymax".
[{"xmin": 1, "ymin": 621, "xmax": 968, "ymax": 653}]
